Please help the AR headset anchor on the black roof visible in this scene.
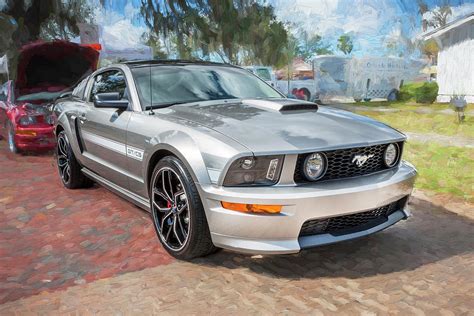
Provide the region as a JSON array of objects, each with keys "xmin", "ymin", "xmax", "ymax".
[{"xmin": 124, "ymin": 59, "xmax": 233, "ymax": 68}]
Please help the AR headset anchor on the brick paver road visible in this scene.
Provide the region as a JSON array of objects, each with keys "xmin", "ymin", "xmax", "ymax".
[{"xmin": 0, "ymin": 140, "xmax": 473, "ymax": 314}]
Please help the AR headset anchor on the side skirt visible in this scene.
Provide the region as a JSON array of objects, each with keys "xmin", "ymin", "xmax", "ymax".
[{"xmin": 81, "ymin": 167, "xmax": 151, "ymax": 212}]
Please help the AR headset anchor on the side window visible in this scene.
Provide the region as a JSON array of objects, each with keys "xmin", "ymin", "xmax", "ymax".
[
  {"xmin": 72, "ymin": 77, "xmax": 88, "ymax": 99},
  {"xmin": 89, "ymin": 70, "xmax": 127, "ymax": 101}
]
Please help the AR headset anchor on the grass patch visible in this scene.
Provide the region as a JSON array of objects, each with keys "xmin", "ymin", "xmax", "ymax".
[
  {"xmin": 356, "ymin": 110, "xmax": 474, "ymax": 138},
  {"xmin": 352, "ymin": 101, "xmax": 474, "ymax": 112},
  {"xmin": 404, "ymin": 142, "xmax": 473, "ymax": 202}
]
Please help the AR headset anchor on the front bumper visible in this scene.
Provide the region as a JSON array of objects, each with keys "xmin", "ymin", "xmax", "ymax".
[
  {"xmin": 198, "ymin": 161, "xmax": 417, "ymax": 254},
  {"xmin": 14, "ymin": 125, "xmax": 55, "ymax": 150}
]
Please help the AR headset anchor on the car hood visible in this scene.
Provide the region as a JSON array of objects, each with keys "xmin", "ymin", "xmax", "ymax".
[
  {"xmin": 15, "ymin": 40, "xmax": 99, "ymax": 98},
  {"xmin": 165, "ymin": 98, "xmax": 405, "ymax": 154}
]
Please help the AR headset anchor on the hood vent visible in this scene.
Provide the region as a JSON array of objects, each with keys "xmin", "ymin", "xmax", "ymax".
[
  {"xmin": 279, "ymin": 103, "xmax": 319, "ymax": 111},
  {"xmin": 243, "ymin": 99, "xmax": 318, "ymax": 112}
]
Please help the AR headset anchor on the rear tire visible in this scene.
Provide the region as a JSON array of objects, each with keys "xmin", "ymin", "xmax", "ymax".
[
  {"xmin": 56, "ymin": 130, "xmax": 93, "ymax": 189},
  {"xmin": 150, "ymin": 156, "xmax": 217, "ymax": 260},
  {"xmin": 300, "ymin": 88, "xmax": 311, "ymax": 101},
  {"xmin": 387, "ymin": 89, "xmax": 398, "ymax": 102}
]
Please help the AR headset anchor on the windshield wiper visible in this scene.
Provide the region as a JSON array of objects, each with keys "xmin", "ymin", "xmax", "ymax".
[{"xmin": 145, "ymin": 100, "xmax": 203, "ymax": 110}]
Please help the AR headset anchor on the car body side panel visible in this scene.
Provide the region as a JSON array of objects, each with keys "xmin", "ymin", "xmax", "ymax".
[
  {"xmin": 79, "ymin": 104, "xmax": 132, "ymax": 188},
  {"xmin": 125, "ymin": 110, "xmax": 251, "ymax": 199}
]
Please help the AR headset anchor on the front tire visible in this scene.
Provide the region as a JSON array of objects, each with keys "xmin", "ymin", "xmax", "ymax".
[
  {"xmin": 150, "ymin": 156, "xmax": 216, "ymax": 260},
  {"xmin": 56, "ymin": 130, "xmax": 92, "ymax": 189}
]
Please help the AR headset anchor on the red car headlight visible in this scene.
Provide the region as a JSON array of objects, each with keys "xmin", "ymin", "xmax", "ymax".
[{"xmin": 18, "ymin": 115, "xmax": 39, "ymax": 126}]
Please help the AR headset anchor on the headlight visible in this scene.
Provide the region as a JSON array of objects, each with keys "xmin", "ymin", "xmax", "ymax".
[
  {"xmin": 223, "ymin": 155, "xmax": 284, "ymax": 186},
  {"xmin": 303, "ymin": 152, "xmax": 327, "ymax": 181},
  {"xmin": 384, "ymin": 143, "xmax": 399, "ymax": 167},
  {"xmin": 18, "ymin": 115, "xmax": 38, "ymax": 126}
]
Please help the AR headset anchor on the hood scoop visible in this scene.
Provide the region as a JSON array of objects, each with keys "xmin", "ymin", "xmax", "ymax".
[{"xmin": 243, "ymin": 99, "xmax": 318, "ymax": 112}]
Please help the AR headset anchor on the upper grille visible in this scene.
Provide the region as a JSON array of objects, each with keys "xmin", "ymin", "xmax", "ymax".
[
  {"xmin": 299, "ymin": 196, "xmax": 408, "ymax": 237},
  {"xmin": 294, "ymin": 142, "xmax": 403, "ymax": 183}
]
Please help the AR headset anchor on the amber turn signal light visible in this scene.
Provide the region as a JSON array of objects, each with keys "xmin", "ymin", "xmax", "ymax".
[
  {"xmin": 16, "ymin": 130, "xmax": 37, "ymax": 136},
  {"xmin": 221, "ymin": 201, "xmax": 282, "ymax": 214}
]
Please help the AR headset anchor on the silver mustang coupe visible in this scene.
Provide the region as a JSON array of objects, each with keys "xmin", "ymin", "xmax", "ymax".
[{"xmin": 53, "ymin": 60, "xmax": 417, "ymax": 259}]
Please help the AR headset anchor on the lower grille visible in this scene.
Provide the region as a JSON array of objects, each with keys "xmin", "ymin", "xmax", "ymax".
[{"xmin": 299, "ymin": 197, "xmax": 408, "ymax": 237}]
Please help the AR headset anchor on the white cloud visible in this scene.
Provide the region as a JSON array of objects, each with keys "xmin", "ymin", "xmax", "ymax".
[
  {"xmin": 273, "ymin": 0, "xmax": 397, "ymax": 38},
  {"xmin": 272, "ymin": 0, "xmax": 419, "ymax": 56},
  {"xmin": 450, "ymin": 2, "xmax": 474, "ymax": 21},
  {"xmin": 91, "ymin": 0, "xmax": 147, "ymax": 49}
]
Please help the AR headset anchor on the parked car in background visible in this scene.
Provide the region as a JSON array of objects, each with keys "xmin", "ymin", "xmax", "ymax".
[
  {"xmin": 243, "ymin": 66, "xmax": 277, "ymax": 88},
  {"xmin": 53, "ymin": 60, "xmax": 417, "ymax": 260},
  {"xmin": 0, "ymin": 41, "xmax": 99, "ymax": 153}
]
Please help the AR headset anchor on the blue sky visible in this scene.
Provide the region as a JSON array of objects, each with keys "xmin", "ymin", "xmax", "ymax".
[{"xmin": 96, "ymin": 0, "xmax": 474, "ymax": 57}]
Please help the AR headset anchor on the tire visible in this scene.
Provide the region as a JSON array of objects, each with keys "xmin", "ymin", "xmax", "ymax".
[
  {"xmin": 300, "ymin": 88, "xmax": 311, "ymax": 101},
  {"xmin": 56, "ymin": 130, "xmax": 93, "ymax": 189},
  {"xmin": 150, "ymin": 156, "xmax": 217, "ymax": 260},
  {"xmin": 363, "ymin": 98, "xmax": 372, "ymax": 102},
  {"xmin": 7, "ymin": 122, "xmax": 19, "ymax": 154},
  {"xmin": 387, "ymin": 89, "xmax": 398, "ymax": 102},
  {"xmin": 354, "ymin": 98, "xmax": 362, "ymax": 103}
]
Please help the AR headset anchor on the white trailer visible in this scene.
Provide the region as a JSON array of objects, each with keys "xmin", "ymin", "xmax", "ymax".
[{"xmin": 277, "ymin": 56, "xmax": 423, "ymax": 102}]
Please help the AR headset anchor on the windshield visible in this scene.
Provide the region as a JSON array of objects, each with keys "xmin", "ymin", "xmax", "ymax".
[{"xmin": 131, "ymin": 64, "xmax": 282, "ymax": 108}]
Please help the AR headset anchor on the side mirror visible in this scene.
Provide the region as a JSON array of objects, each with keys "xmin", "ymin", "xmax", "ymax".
[{"xmin": 93, "ymin": 92, "xmax": 129, "ymax": 109}]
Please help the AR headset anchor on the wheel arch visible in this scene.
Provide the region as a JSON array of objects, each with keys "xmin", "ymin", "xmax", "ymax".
[{"xmin": 145, "ymin": 143, "xmax": 207, "ymax": 196}]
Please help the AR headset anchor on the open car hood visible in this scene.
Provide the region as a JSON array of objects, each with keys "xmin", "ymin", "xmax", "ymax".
[{"xmin": 15, "ymin": 41, "xmax": 99, "ymax": 99}]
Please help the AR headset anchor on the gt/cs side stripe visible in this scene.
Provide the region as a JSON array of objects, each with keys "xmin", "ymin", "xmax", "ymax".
[
  {"xmin": 82, "ymin": 131, "xmax": 126, "ymax": 155},
  {"xmin": 81, "ymin": 131, "xmax": 144, "ymax": 161},
  {"xmin": 126, "ymin": 145, "xmax": 144, "ymax": 161}
]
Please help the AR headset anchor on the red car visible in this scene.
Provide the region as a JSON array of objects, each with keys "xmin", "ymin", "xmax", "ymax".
[{"xmin": 0, "ymin": 41, "xmax": 99, "ymax": 153}]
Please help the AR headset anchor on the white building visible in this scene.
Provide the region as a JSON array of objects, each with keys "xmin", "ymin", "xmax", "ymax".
[{"xmin": 421, "ymin": 13, "xmax": 474, "ymax": 103}]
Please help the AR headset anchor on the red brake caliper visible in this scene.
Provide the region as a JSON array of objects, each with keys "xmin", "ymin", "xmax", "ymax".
[{"xmin": 167, "ymin": 200, "xmax": 172, "ymax": 209}]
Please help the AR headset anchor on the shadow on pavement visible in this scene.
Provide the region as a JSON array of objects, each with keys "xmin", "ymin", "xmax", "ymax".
[{"xmin": 195, "ymin": 197, "xmax": 474, "ymax": 279}]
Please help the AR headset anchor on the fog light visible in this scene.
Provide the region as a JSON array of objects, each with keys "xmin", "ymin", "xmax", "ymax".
[
  {"xmin": 303, "ymin": 152, "xmax": 327, "ymax": 181},
  {"xmin": 221, "ymin": 201, "xmax": 282, "ymax": 214},
  {"xmin": 384, "ymin": 143, "xmax": 399, "ymax": 167}
]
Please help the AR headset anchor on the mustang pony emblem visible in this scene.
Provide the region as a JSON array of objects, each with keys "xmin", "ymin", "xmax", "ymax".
[{"xmin": 352, "ymin": 154, "xmax": 374, "ymax": 167}]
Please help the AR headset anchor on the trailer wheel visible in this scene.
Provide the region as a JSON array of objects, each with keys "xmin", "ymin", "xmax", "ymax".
[
  {"xmin": 354, "ymin": 98, "xmax": 362, "ymax": 102},
  {"xmin": 387, "ymin": 89, "xmax": 398, "ymax": 102},
  {"xmin": 299, "ymin": 88, "xmax": 311, "ymax": 101},
  {"xmin": 363, "ymin": 98, "xmax": 372, "ymax": 102}
]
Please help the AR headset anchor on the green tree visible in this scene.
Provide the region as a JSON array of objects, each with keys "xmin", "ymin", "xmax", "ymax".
[
  {"xmin": 1, "ymin": 0, "xmax": 93, "ymax": 48},
  {"xmin": 296, "ymin": 31, "xmax": 332, "ymax": 61},
  {"xmin": 1, "ymin": 0, "xmax": 94, "ymax": 79},
  {"xmin": 140, "ymin": 0, "xmax": 289, "ymax": 67},
  {"xmin": 428, "ymin": 4, "xmax": 452, "ymax": 28},
  {"xmin": 337, "ymin": 34, "xmax": 353, "ymax": 55},
  {"xmin": 418, "ymin": 0, "xmax": 452, "ymax": 30}
]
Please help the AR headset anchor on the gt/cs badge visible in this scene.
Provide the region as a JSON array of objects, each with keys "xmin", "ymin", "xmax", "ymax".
[{"xmin": 352, "ymin": 154, "xmax": 374, "ymax": 167}]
